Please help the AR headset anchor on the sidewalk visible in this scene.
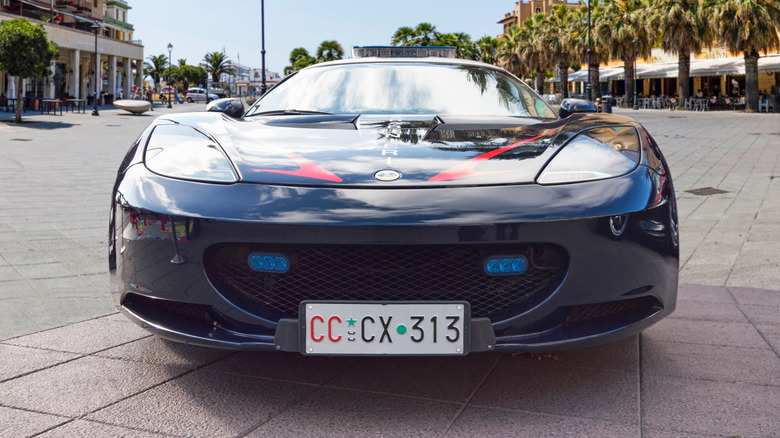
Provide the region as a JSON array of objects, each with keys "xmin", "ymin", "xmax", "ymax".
[{"xmin": 0, "ymin": 106, "xmax": 778, "ymax": 437}]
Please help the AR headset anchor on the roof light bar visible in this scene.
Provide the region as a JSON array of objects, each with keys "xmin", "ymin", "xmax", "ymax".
[{"xmin": 352, "ymin": 46, "xmax": 456, "ymax": 59}]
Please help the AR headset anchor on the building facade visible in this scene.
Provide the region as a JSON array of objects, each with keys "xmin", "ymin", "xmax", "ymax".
[
  {"xmin": 498, "ymin": 0, "xmax": 574, "ymax": 34},
  {"xmin": 1, "ymin": 0, "xmax": 144, "ymax": 102}
]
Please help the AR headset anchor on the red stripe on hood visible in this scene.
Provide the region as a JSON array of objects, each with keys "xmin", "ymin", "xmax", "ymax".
[
  {"xmin": 428, "ymin": 134, "xmax": 546, "ymax": 182},
  {"xmin": 249, "ymin": 153, "xmax": 343, "ymax": 182}
]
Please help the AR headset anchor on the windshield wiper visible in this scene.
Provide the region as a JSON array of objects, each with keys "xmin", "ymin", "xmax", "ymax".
[{"xmin": 248, "ymin": 109, "xmax": 333, "ymax": 116}]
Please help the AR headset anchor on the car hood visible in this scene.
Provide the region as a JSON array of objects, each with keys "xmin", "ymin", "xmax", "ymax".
[{"xmin": 157, "ymin": 112, "xmax": 630, "ymax": 187}]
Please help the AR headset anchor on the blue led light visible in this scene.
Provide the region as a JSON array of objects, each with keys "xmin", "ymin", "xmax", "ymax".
[
  {"xmin": 484, "ymin": 255, "xmax": 528, "ymax": 276},
  {"xmin": 248, "ymin": 252, "xmax": 290, "ymax": 273}
]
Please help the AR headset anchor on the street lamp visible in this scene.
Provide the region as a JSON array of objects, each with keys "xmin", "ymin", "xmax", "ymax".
[
  {"xmin": 91, "ymin": 21, "xmax": 101, "ymax": 116},
  {"xmin": 586, "ymin": 0, "xmax": 592, "ymax": 101},
  {"xmin": 260, "ymin": 0, "xmax": 267, "ymax": 95},
  {"xmin": 632, "ymin": 39, "xmax": 638, "ymax": 110},
  {"xmin": 167, "ymin": 43, "xmax": 173, "ymax": 109}
]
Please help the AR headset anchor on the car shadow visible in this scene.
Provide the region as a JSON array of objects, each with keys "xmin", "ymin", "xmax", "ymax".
[{"xmin": 1, "ymin": 120, "xmax": 79, "ymax": 130}]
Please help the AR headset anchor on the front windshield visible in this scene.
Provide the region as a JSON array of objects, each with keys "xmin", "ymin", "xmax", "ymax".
[{"xmin": 245, "ymin": 62, "xmax": 557, "ymax": 119}]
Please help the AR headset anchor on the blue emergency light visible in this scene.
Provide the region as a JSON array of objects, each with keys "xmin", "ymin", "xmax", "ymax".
[{"xmin": 352, "ymin": 46, "xmax": 456, "ymax": 59}]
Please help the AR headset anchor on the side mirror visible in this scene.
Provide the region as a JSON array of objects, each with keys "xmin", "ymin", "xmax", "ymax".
[
  {"xmin": 559, "ymin": 98, "xmax": 597, "ymax": 118},
  {"xmin": 206, "ymin": 97, "xmax": 246, "ymax": 119}
]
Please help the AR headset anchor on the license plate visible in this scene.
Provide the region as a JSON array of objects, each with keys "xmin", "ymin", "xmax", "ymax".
[{"xmin": 301, "ymin": 302, "xmax": 468, "ymax": 356}]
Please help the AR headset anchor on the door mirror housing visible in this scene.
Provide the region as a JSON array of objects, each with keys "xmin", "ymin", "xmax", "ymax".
[{"xmin": 559, "ymin": 98, "xmax": 597, "ymax": 118}]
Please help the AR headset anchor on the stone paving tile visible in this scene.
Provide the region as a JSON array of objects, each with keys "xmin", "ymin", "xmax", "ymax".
[
  {"xmin": 323, "ymin": 354, "xmax": 501, "ymax": 403},
  {"xmin": 37, "ymin": 420, "xmax": 171, "ymax": 438},
  {"xmin": 0, "ymin": 344, "xmax": 79, "ymax": 382},
  {"xmin": 641, "ymin": 374, "xmax": 780, "ymax": 437},
  {"xmin": 727, "ymin": 286, "xmax": 780, "ymax": 306},
  {"xmin": 739, "ymin": 304, "xmax": 780, "ymax": 326},
  {"xmin": 0, "ymin": 406, "xmax": 69, "ymax": 438},
  {"xmin": 667, "ymin": 299, "xmax": 748, "ymax": 323},
  {"xmin": 676, "ymin": 283, "xmax": 736, "ymax": 303},
  {"xmin": 0, "ymin": 266, "xmax": 22, "ymax": 282},
  {"xmin": 0, "ymin": 355, "xmax": 188, "ymax": 417},
  {"xmin": 445, "ymin": 406, "xmax": 638, "ymax": 438},
  {"xmin": 5, "ymin": 316, "xmax": 150, "ymax": 354},
  {"xmin": 201, "ymin": 351, "xmax": 361, "ymax": 386},
  {"xmin": 96, "ymin": 336, "xmax": 234, "ymax": 369},
  {"xmin": 245, "ymin": 386, "xmax": 461, "ymax": 438},
  {"xmin": 644, "ymin": 318, "xmax": 770, "ymax": 349},
  {"xmin": 0, "ymin": 278, "xmax": 35, "ymax": 299},
  {"xmin": 516, "ymin": 336, "xmax": 638, "ymax": 372},
  {"xmin": 469, "ymin": 356, "xmax": 639, "ymax": 425},
  {"xmin": 27, "ymin": 276, "xmax": 103, "ymax": 297},
  {"xmin": 87, "ymin": 370, "xmax": 316, "ymax": 438},
  {"xmin": 642, "ymin": 427, "xmax": 725, "ymax": 438},
  {"xmin": 755, "ymin": 324, "xmax": 780, "ymax": 354},
  {"xmin": 641, "ymin": 337, "xmax": 780, "ymax": 386}
]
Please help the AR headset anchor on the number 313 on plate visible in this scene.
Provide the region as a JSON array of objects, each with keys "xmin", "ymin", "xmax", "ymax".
[{"xmin": 301, "ymin": 302, "xmax": 469, "ymax": 356}]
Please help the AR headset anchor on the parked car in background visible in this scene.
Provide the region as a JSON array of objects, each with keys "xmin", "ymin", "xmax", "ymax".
[{"xmin": 185, "ymin": 87, "xmax": 218, "ymax": 103}]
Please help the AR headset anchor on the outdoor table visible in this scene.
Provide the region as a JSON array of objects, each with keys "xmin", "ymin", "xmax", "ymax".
[
  {"xmin": 68, "ymin": 98, "xmax": 86, "ymax": 114},
  {"xmin": 41, "ymin": 99, "xmax": 62, "ymax": 115}
]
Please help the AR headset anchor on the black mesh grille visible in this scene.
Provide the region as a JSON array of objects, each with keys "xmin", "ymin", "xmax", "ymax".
[
  {"xmin": 204, "ymin": 243, "xmax": 567, "ymax": 320},
  {"xmin": 565, "ymin": 296, "xmax": 662, "ymax": 324}
]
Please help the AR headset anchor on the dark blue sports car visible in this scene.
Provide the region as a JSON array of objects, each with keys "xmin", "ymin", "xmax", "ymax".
[{"xmin": 109, "ymin": 47, "xmax": 678, "ymax": 355}]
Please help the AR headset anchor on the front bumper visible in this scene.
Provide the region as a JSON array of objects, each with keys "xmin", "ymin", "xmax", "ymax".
[{"xmin": 110, "ymin": 165, "xmax": 678, "ymax": 353}]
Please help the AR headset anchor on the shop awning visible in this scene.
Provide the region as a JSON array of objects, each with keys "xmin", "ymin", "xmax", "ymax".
[{"xmin": 548, "ymin": 54, "xmax": 780, "ymax": 83}]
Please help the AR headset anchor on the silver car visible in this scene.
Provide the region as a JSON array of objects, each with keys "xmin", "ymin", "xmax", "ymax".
[{"xmin": 186, "ymin": 87, "xmax": 218, "ymax": 103}]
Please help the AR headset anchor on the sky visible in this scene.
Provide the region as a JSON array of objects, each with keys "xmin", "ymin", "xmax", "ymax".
[{"xmin": 130, "ymin": 0, "xmax": 518, "ymax": 75}]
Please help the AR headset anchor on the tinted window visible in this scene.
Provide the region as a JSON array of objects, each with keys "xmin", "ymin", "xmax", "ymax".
[{"xmin": 246, "ymin": 62, "xmax": 557, "ymax": 119}]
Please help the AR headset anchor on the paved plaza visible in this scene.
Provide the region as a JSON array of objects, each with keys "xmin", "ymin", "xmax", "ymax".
[{"xmin": 0, "ymin": 105, "xmax": 778, "ymax": 436}]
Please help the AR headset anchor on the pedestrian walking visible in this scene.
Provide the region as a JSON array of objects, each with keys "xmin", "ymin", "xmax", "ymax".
[{"xmin": 145, "ymin": 86, "xmax": 154, "ymax": 111}]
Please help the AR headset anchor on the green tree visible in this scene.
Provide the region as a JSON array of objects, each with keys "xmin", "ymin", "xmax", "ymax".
[
  {"xmin": 285, "ymin": 47, "xmax": 314, "ymax": 75},
  {"xmin": 570, "ymin": 0, "xmax": 608, "ymax": 100},
  {"xmin": 596, "ymin": 0, "xmax": 653, "ymax": 106},
  {"xmin": 316, "ymin": 40, "xmax": 344, "ymax": 62},
  {"xmin": 177, "ymin": 58, "xmax": 187, "ymax": 67},
  {"xmin": 476, "ymin": 36, "xmax": 499, "ymax": 65},
  {"xmin": 391, "ymin": 26, "xmax": 416, "ymax": 46},
  {"xmin": 539, "ymin": 4, "xmax": 577, "ymax": 98},
  {"xmin": 413, "ymin": 22, "xmax": 439, "ymax": 46},
  {"xmin": 0, "ymin": 19, "xmax": 58, "ymax": 123},
  {"xmin": 202, "ymin": 51, "xmax": 236, "ymax": 83},
  {"xmin": 706, "ymin": 0, "xmax": 780, "ymax": 111},
  {"xmin": 650, "ymin": 0, "xmax": 712, "ymax": 108},
  {"xmin": 143, "ymin": 54, "xmax": 168, "ymax": 88},
  {"xmin": 174, "ymin": 65, "xmax": 207, "ymax": 88},
  {"xmin": 517, "ymin": 13, "xmax": 550, "ymax": 93},
  {"xmin": 498, "ymin": 25, "xmax": 524, "ymax": 77},
  {"xmin": 436, "ymin": 32, "xmax": 477, "ymax": 60}
]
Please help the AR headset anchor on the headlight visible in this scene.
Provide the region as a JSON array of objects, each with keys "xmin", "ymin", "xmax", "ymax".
[
  {"xmin": 537, "ymin": 126, "xmax": 641, "ymax": 185},
  {"xmin": 144, "ymin": 124, "xmax": 238, "ymax": 183}
]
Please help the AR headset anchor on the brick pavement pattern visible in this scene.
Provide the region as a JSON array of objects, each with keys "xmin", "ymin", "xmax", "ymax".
[{"xmin": 0, "ymin": 106, "xmax": 778, "ymax": 436}]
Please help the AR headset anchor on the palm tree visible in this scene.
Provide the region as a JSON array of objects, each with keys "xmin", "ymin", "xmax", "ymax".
[
  {"xmin": 316, "ymin": 40, "xmax": 344, "ymax": 62},
  {"xmin": 143, "ymin": 54, "xmax": 168, "ymax": 88},
  {"xmin": 596, "ymin": 0, "xmax": 653, "ymax": 107},
  {"xmin": 391, "ymin": 26, "xmax": 415, "ymax": 46},
  {"xmin": 476, "ymin": 36, "xmax": 499, "ymax": 65},
  {"xmin": 517, "ymin": 13, "xmax": 550, "ymax": 93},
  {"xmin": 650, "ymin": 0, "xmax": 711, "ymax": 108},
  {"xmin": 202, "ymin": 51, "xmax": 235, "ymax": 83},
  {"xmin": 177, "ymin": 58, "xmax": 187, "ymax": 67},
  {"xmin": 437, "ymin": 32, "xmax": 477, "ymax": 60},
  {"xmin": 706, "ymin": 0, "xmax": 780, "ymax": 111},
  {"xmin": 570, "ymin": 1, "xmax": 608, "ymax": 100},
  {"xmin": 542, "ymin": 4, "xmax": 577, "ymax": 98},
  {"xmin": 413, "ymin": 22, "xmax": 439, "ymax": 46},
  {"xmin": 498, "ymin": 25, "xmax": 524, "ymax": 77}
]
